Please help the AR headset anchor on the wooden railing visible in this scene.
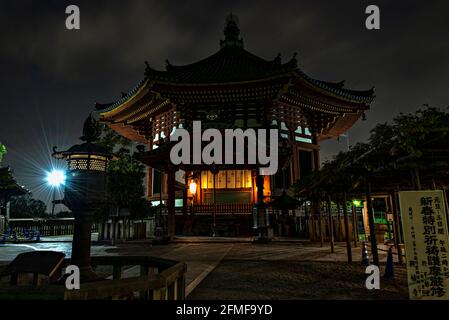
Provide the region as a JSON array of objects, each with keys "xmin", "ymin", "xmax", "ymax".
[
  {"xmin": 0, "ymin": 255, "xmax": 187, "ymax": 300},
  {"xmin": 192, "ymin": 203, "xmax": 253, "ymax": 214},
  {"xmin": 67, "ymin": 256, "xmax": 186, "ymax": 300},
  {"xmin": 7, "ymin": 218, "xmax": 98, "ymax": 236}
]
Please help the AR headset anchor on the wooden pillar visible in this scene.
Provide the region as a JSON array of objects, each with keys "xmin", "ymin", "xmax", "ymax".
[
  {"xmin": 343, "ymin": 192, "xmax": 352, "ymax": 263},
  {"xmin": 444, "ymin": 188, "xmax": 449, "ymax": 233},
  {"xmin": 352, "ymin": 204, "xmax": 358, "ymax": 247},
  {"xmin": 366, "ymin": 181, "xmax": 379, "ymax": 266},
  {"xmin": 167, "ymin": 167, "xmax": 176, "ymax": 240},
  {"xmin": 336, "ymin": 198, "xmax": 342, "ymax": 241},
  {"xmin": 390, "ymin": 190, "xmax": 403, "ymax": 264},
  {"xmin": 147, "ymin": 167, "xmax": 153, "ymax": 197},
  {"xmin": 182, "ymin": 187, "xmax": 187, "ymax": 215},
  {"xmin": 327, "ymin": 195, "xmax": 334, "ymax": 253},
  {"xmin": 212, "ymin": 172, "xmax": 216, "ymax": 236},
  {"xmin": 256, "ymin": 173, "xmax": 266, "ymax": 237},
  {"xmin": 318, "ymin": 200, "xmax": 324, "ymax": 247},
  {"xmin": 312, "ymin": 148, "xmax": 320, "ymax": 171},
  {"xmin": 413, "ymin": 167, "xmax": 422, "ymax": 190}
]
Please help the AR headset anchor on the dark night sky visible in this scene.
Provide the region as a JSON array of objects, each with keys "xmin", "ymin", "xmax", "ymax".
[{"xmin": 1, "ymin": 0, "xmax": 448, "ymax": 208}]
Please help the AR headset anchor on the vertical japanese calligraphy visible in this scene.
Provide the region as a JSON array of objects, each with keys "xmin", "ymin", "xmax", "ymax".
[{"xmin": 399, "ymin": 190, "xmax": 449, "ymax": 299}]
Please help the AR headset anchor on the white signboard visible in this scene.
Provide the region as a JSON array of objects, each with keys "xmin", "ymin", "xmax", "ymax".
[{"xmin": 399, "ymin": 190, "xmax": 449, "ymax": 299}]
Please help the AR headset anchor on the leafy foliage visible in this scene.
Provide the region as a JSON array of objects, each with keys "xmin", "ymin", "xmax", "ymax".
[
  {"xmin": 0, "ymin": 167, "xmax": 16, "ymax": 193},
  {"xmin": 94, "ymin": 120, "xmax": 154, "ymax": 220},
  {"xmin": 0, "ymin": 143, "xmax": 6, "ymax": 164},
  {"xmin": 9, "ymin": 194, "xmax": 47, "ymax": 218},
  {"xmin": 294, "ymin": 105, "xmax": 449, "ymax": 197}
]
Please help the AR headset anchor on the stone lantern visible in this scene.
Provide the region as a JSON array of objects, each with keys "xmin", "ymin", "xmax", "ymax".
[{"xmin": 53, "ymin": 114, "xmax": 115, "ymax": 282}]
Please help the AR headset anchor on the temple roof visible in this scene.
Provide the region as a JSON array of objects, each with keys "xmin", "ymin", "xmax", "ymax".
[
  {"xmin": 95, "ymin": 14, "xmax": 375, "ymax": 142},
  {"xmin": 145, "ymin": 46, "xmax": 298, "ymax": 84},
  {"xmin": 96, "ymin": 14, "xmax": 374, "ymax": 115}
]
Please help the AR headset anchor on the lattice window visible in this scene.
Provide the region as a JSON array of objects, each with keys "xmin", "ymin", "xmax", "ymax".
[
  {"xmin": 68, "ymin": 158, "xmax": 107, "ymax": 171},
  {"xmin": 69, "ymin": 159, "xmax": 88, "ymax": 170},
  {"xmin": 89, "ymin": 159, "xmax": 106, "ymax": 171}
]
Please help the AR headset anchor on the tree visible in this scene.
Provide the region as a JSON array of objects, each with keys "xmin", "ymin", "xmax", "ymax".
[
  {"xmin": 94, "ymin": 121, "xmax": 154, "ymax": 222},
  {"xmin": 0, "ymin": 143, "xmax": 6, "ymax": 164},
  {"xmin": 9, "ymin": 194, "xmax": 47, "ymax": 219},
  {"xmin": 293, "ymin": 105, "xmax": 449, "ymax": 265},
  {"xmin": 106, "ymin": 148, "xmax": 151, "ymax": 219}
]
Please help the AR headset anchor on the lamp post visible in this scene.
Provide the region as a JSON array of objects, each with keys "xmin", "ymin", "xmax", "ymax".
[
  {"xmin": 46, "ymin": 170, "xmax": 66, "ymax": 216},
  {"xmin": 53, "ymin": 114, "xmax": 115, "ymax": 282}
]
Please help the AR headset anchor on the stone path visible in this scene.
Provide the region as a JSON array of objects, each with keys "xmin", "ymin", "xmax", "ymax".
[
  {"xmin": 188, "ymin": 242, "xmax": 409, "ymax": 299},
  {"xmin": 0, "ymin": 237, "xmax": 409, "ymax": 299}
]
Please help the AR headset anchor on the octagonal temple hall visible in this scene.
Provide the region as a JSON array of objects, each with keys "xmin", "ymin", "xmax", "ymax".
[{"xmin": 95, "ymin": 14, "xmax": 375, "ymax": 237}]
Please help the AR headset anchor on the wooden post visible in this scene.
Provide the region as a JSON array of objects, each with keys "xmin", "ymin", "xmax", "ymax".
[
  {"xmin": 343, "ymin": 192, "xmax": 352, "ymax": 263},
  {"xmin": 256, "ymin": 173, "xmax": 265, "ymax": 237},
  {"xmin": 390, "ymin": 190, "xmax": 403, "ymax": 264},
  {"xmin": 212, "ymin": 172, "xmax": 216, "ymax": 237},
  {"xmin": 327, "ymin": 195, "xmax": 334, "ymax": 253},
  {"xmin": 366, "ymin": 181, "xmax": 379, "ymax": 266},
  {"xmin": 444, "ymin": 188, "xmax": 449, "ymax": 233},
  {"xmin": 352, "ymin": 204, "xmax": 358, "ymax": 247},
  {"xmin": 337, "ymin": 198, "xmax": 343, "ymax": 241},
  {"xmin": 414, "ymin": 167, "xmax": 422, "ymax": 190},
  {"xmin": 167, "ymin": 167, "xmax": 176, "ymax": 240},
  {"xmin": 112, "ymin": 265, "xmax": 123, "ymax": 280},
  {"xmin": 319, "ymin": 208, "xmax": 324, "ymax": 247}
]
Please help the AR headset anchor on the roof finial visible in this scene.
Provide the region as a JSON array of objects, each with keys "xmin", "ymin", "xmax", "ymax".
[
  {"xmin": 80, "ymin": 114, "xmax": 101, "ymax": 143},
  {"xmin": 220, "ymin": 13, "xmax": 244, "ymax": 49}
]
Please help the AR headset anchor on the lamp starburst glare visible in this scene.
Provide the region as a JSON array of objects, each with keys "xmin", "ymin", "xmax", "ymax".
[{"xmin": 46, "ymin": 169, "xmax": 66, "ymax": 187}]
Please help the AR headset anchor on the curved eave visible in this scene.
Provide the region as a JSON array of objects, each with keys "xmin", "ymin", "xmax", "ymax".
[
  {"xmin": 294, "ymin": 70, "xmax": 375, "ymax": 105},
  {"xmin": 318, "ymin": 112, "xmax": 364, "ymax": 141},
  {"xmin": 103, "ymin": 122, "xmax": 149, "ymax": 144},
  {"xmin": 96, "ymin": 78, "xmax": 150, "ymax": 116}
]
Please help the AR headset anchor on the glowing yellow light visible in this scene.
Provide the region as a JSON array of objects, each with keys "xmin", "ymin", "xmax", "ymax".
[
  {"xmin": 189, "ymin": 180, "xmax": 197, "ymax": 195},
  {"xmin": 353, "ymin": 200, "xmax": 362, "ymax": 207}
]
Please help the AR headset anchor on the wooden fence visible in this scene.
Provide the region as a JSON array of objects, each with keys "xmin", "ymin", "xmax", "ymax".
[
  {"xmin": 7, "ymin": 218, "xmax": 98, "ymax": 236},
  {"xmin": 192, "ymin": 203, "xmax": 253, "ymax": 214}
]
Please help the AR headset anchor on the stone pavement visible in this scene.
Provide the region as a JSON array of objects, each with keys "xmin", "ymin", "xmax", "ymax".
[
  {"xmin": 0, "ymin": 234, "xmax": 108, "ymax": 263},
  {"xmin": 0, "ymin": 237, "xmax": 408, "ymax": 299},
  {"xmin": 187, "ymin": 242, "xmax": 409, "ymax": 299}
]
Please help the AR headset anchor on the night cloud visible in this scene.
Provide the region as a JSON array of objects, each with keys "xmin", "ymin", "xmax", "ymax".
[{"xmin": 1, "ymin": 0, "xmax": 448, "ymax": 206}]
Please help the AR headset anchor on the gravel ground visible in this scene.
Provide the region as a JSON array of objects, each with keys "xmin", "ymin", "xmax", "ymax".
[
  {"xmin": 188, "ymin": 260, "xmax": 409, "ymax": 300},
  {"xmin": 0, "ymin": 240, "xmax": 410, "ymax": 300}
]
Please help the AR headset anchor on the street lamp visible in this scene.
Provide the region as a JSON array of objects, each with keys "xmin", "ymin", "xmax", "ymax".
[
  {"xmin": 53, "ymin": 114, "xmax": 115, "ymax": 282},
  {"xmin": 46, "ymin": 169, "xmax": 66, "ymax": 216}
]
